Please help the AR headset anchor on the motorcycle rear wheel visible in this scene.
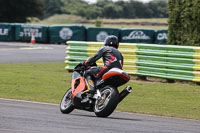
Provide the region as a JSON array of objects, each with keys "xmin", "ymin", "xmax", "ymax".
[
  {"xmin": 94, "ymin": 86, "xmax": 119, "ymax": 117},
  {"xmin": 60, "ymin": 88, "xmax": 74, "ymax": 114}
]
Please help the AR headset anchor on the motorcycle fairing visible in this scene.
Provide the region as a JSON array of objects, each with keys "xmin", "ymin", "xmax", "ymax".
[
  {"xmin": 71, "ymin": 77, "xmax": 86, "ymax": 98},
  {"xmin": 101, "ymin": 68, "xmax": 130, "ymax": 87},
  {"xmin": 102, "ymin": 68, "xmax": 130, "ymax": 81}
]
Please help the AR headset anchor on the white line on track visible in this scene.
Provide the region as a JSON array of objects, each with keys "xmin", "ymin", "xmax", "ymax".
[
  {"xmin": 0, "ymin": 129, "xmax": 37, "ymax": 133},
  {"xmin": 0, "ymin": 97, "xmax": 58, "ymax": 106},
  {"xmin": 19, "ymin": 46, "xmax": 53, "ymax": 50}
]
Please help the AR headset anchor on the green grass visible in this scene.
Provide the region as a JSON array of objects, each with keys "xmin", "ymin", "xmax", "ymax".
[
  {"xmin": 101, "ymin": 18, "xmax": 168, "ymax": 23},
  {"xmin": 36, "ymin": 14, "xmax": 168, "ymax": 29},
  {"xmin": 0, "ymin": 62, "xmax": 199, "ymax": 120},
  {"xmin": 39, "ymin": 14, "xmax": 87, "ymax": 25},
  {"xmin": 118, "ymin": 82, "xmax": 200, "ymax": 120},
  {"xmin": 0, "ymin": 62, "xmax": 71, "ymax": 103}
]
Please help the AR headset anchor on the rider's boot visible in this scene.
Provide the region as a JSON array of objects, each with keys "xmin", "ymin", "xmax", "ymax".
[
  {"xmin": 81, "ymin": 76, "xmax": 96, "ymax": 103},
  {"xmin": 86, "ymin": 75, "xmax": 96, "ymax": 93}
]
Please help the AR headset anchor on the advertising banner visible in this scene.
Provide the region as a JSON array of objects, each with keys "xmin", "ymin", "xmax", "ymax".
[
  {"xmin": 0, "ymin": 23, "xmax": 15, "ymax": 41},
  {"xmin": 87, "ymin": 27, "xmax": 120, "ymax": 42},
  {"xmin": 15, "ymin": 24, "xmax": 48, "ymax": 43},
  {"xmin": 49, "ymin": 25, "xmax": 86, "ymax": 43},
  {"xmin": 120, "ymin": 29, "xmax": 155, "ymax": 43},
  {"xmin": 154, "ymin": 30, "xmax": 168, "ymax": 44}
]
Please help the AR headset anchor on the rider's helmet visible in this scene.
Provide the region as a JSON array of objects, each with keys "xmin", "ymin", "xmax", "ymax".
[{"xmin": 104, "ymin": 35, "xmax": 119, "ymax": 49}]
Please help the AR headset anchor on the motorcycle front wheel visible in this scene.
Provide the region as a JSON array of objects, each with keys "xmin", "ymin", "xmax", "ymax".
[
  {"xmin": 60, "ymin": 88, "xmax": 74, "ymax": 114},
  {"xmin": 94, "ymin": 86, "xmax": 119, "ymax": 117}
]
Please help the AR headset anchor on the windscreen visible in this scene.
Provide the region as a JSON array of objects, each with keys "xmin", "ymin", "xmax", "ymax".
[{"xmin": 72, "ymin": 71, "xmax": 81, "ymax": 79}]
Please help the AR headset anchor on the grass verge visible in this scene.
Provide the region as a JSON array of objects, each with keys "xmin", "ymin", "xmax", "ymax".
[
  {"xmin": 37, "ymin": 14, "xmax": 168, "ymax": 29},
  {"xmin": 0, "ymin": 62, "xmax": 199, "ymax": 120}
]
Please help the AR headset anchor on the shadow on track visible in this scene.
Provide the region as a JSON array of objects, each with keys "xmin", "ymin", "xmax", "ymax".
[{"xmin": 69, "ymin": 113, "xmax": 142, "ymax": 122}]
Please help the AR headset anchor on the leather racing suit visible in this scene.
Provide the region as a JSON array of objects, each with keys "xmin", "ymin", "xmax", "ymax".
[{"xmin": 84, "ymin": 46, "xmax": 123, "ymax": 79}]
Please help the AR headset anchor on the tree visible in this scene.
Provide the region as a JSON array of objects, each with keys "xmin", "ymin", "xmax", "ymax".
[
  {"xmin": 148, "ymin": 1, "xmax": 168, "ymax": 18},
  {"xmin": 0, "ymin": 0, "xmax": 44, "ymax": 23},
  {"xmin": 44, "ymin": 0, "xmax": 63, "ymax": 18},
  {"xmin": 168, "ymin": 0, "xmax": 200, "ymax": 46},
  {"xmin": 61, "ymin": 0, "xmax": 88, "ymax": 15},
  {"xmin": 102, "ymin": 3, "xmax": 123, "ymax": 18},
  {"xmin": 38, "ymin": 0, "xmax": 169, "ymax": 19},
  {"xmin": 78, "ymin": 5, "xmax": 103, "ymax": 19},
  {"xmin": 115, "ymin": 1, "xmax": 136, "ymax": 18}
]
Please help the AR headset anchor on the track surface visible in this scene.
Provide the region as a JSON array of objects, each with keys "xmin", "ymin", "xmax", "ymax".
[
  {"xmin": 0, "ymin": 42, "xmax": 66, "ymax": 63},
  {"xmin": 0, "ymin": 98, "xmax": 200, "ymax": 133},
  {"xmin": 0, "ymin": 42, "xmax": 200, "ymax": 133}
]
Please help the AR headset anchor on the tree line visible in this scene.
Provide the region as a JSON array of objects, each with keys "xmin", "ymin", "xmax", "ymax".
[
  {"xmin": 0, "ymin": 0, "xmax": 168, "ymax": 23},
  {"xmin": 0, "ymin": 0, "xmax": 44, "ymax": 23},
  {"xmin": 46, "ymin": 0, "xmax": 168, "ymax": 19}
]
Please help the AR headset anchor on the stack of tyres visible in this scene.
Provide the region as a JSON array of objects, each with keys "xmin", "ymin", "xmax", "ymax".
[
  {"xmin": 65, "ymin": 41, "xmax": 200, "ymax": 83},
  {"xmin": 65, "ymin": 41, "xmax": 104, "ymax": 70}
]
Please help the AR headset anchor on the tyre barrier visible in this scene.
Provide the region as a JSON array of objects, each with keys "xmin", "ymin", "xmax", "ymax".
[{"xmin": 65, "ymin": 41, "xmax": 200, "ymax": 82}]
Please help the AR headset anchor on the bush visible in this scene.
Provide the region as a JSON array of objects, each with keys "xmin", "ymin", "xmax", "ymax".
[
  {"xmin": 26, "ymin": 17, "xmax": 40, "ymax": 23},
  {"xmin": 95, "ymin": 17, "xmax": 103, "ymax": 27},
  {"xmin": 168, "ymin": 0, "xmax": 200, "ymax": 46}
]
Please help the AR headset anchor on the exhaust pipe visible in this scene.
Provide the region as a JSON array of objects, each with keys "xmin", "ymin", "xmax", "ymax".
[{"xmin": 119, "ymin": 86, "xmax": 132, "ymax": 103}]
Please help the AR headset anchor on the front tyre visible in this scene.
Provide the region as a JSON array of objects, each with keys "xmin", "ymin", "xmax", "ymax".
[
  {"xmin": 94, "ymin": 86, "xmax": 119, "ymax": 117},
  {"xmin": 60, "ymin": 88, "xmax": 74, "ymax": 114}
]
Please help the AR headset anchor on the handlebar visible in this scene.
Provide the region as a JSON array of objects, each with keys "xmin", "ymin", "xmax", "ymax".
[{"xmin": 73, "ymin": 62, "xmax": 97, "ymax": 72}]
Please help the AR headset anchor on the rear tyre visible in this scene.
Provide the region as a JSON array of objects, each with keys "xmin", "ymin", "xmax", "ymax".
[
  {"xmin": 94, "ymin": 86, "xmax": 119, "ymax": 117},
  {"xmin": 60, "ymin": 88, "xmax": 74, "ymax": 114}
]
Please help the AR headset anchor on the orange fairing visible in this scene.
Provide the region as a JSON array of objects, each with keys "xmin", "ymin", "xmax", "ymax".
[
  {"xmin": 102, "ymin": 72, "xmax": 130, "ymax": 81},
  {"xmin": 72, "ymin": 77, "xmax": 86, "ymax": 98}
]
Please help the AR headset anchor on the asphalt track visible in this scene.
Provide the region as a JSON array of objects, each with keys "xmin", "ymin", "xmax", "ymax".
[
  {"xmin": 0, "ymin": 42, "xmax": 200, "ymax": 133},
  {"xmin": 0, "ymin": 98, "xmax": 200, "ymax": 133},
  {"xmin": 0, "ymin": 42, "xmax": 67, "ymax": 63}
]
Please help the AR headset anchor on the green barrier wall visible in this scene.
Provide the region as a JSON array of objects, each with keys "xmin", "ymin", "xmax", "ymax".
[
  {"xmin": 0, "ymin": 23, "xmax": 15, "ymax": 41},
  {"xmin": 154, "ymin": 29, "xmax": 168, "ymax": 44},
  {"xmin": 49, "ymin": 25, "xmax": 86, "ymax": 43},
  {"xmin": 65, "ymin": 41, "xmax": 200, "ymax": 82},
  {"xmin": 120, "ymin": 29, "xmax": 155, "ymax": 43},
  {"xmin": 87, "ymin": 27, "xmax": 120, "ymax": 42},
  {"xmin": 15, "ymin": 24, "xmax": 48, "ymax": 43},
  {"xmin": 0, "ymin": 23, "xmax": 168, "ymax": 45}
]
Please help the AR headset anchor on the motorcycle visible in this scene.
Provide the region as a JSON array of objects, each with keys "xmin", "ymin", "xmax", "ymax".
[{"xmin": 60, "ymin": 63, "xmax": 132, "ymax": 117}]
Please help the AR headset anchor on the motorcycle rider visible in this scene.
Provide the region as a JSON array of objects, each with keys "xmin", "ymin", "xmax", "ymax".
[{"xmin": 82, "ymin": 35, "xmax": 124, "ymax": 97}]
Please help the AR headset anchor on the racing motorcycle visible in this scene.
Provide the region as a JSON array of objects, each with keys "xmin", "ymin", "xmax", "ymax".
[{"xmin": 60, "ymin": 63, "xmax": 132, "ymax": 117}]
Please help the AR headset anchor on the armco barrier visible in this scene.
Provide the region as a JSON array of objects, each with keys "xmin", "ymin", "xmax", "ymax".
[
  {"xmin": 65, "ymin": 41, "xmax": 200, "ymax": 82},
  {"xmin": 15, "ymin": 24, "xmax": 48, "ymax": 43},
  {"xmin": 0, "ymin": 23, "xmax": 15, "ymax": 41}
]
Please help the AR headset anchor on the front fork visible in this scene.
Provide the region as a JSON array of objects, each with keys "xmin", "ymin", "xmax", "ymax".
[{"xmin": 93, "ymin": 89, "xmax": 102, "ymax": 100}]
